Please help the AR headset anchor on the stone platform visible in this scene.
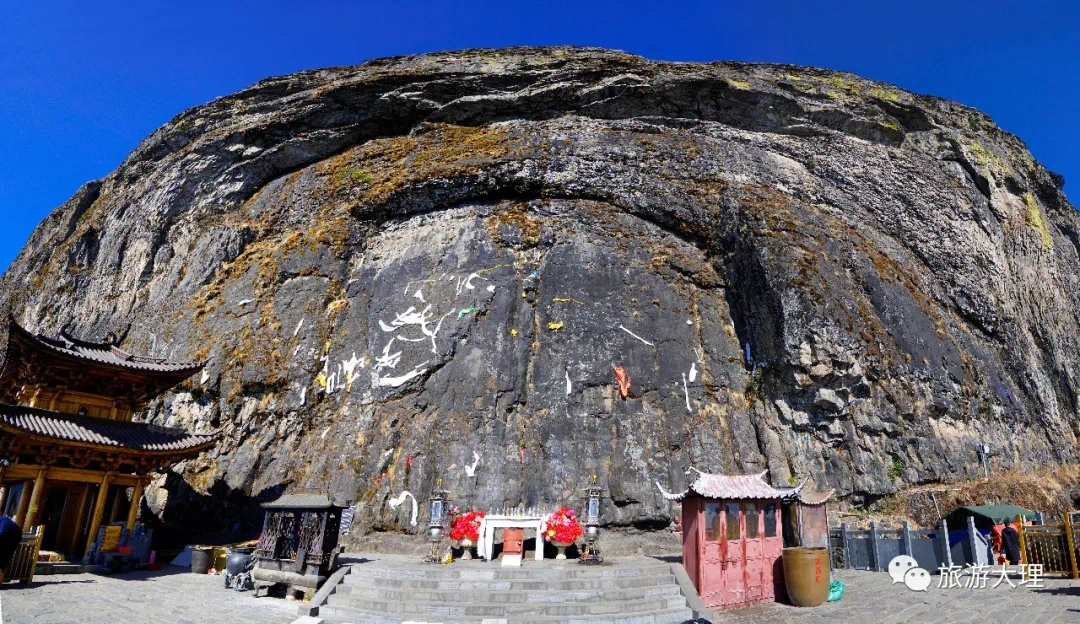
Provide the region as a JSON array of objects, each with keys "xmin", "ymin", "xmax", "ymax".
[
  {"xmin": 3, "ymin": 557, "xmax": 1077, "ymax": 623},
  {"xmin": 314, "ymin": 554, "xmax": 697, "ymax": 624},
  {"xmin": 1, "ymin": 566, "xmax": 299, "ymax": 623}
]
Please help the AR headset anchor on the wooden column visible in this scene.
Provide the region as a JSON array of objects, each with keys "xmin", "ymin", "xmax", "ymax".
[
  {"xmin": 1064, "ymin": 512, "xmax": 1078, "ymax": 580},
  {"xmin": 27, "ymin": 384, "xmax": 43, "ymax": 408},
  {"xmin": 83, "ymin": 473, "xmax": 114, "ymax": 559},
  {"xmin": 23, "ymin": 467, "xmax": 48, "ymax": 528},
  {"xmin": 66, "ymin": 484, "xmax": 92, "ymax": 557},
  {"xmin": 1016, "ymin": 514, "xmax": 1028, "ymax": 565},
  {"xmin": 14, "ymin": 481, "xmax": 32, "ymax": 526},
  {"xmin": 109, "ymin": 486, "xmax": 124, "ymax": 523},
  {"xmin": 125, "ymin": 479, "xmax": 145, "ymax": 530},
  {"xmin": 0, "ymin": 486, "xmax": 9, "ymax": 515}
]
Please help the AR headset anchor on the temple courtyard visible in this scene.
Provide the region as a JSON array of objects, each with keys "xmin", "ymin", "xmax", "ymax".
[{"xmin": 1, "ymin": 557, "xmax": 1078, "ymax": 624}]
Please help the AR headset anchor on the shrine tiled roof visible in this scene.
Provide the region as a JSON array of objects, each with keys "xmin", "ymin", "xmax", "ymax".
[
  {"xmin": 777, "ymin": 486, "xmax": 835, "ymax": 505},
  {"xmin": 8, "ymin": 320, "xmax": 204, "ymax": 375},
  {"xmin": 656, "ymin": 469, "xmax": 802, "ymax": 501},
  {"xmin": 0, "ymin": 404, "xmax": 219, "ymax": 453}
]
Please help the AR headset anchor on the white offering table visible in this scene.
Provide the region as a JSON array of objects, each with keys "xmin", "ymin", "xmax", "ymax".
[{"xmin": 478, "ymin": 514, "xmax": 548, "ymax": 562}]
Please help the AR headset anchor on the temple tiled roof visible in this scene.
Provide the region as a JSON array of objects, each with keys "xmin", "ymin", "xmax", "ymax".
[
  {"xmin": 657, "ymin": 469, "xmax": 802, "ymax": 501},
  {"xmin": 0, "ymin": 404, "xmax": 219, "ymax": 453},
  {"xmin": 11, "ymin": 320, "xmax": 204, "ymax": 375}
]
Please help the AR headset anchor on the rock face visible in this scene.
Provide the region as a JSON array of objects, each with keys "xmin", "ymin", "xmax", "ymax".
[{"xmin": 2, "ymin": 47, "xmax": 1079, "ymax": 541}]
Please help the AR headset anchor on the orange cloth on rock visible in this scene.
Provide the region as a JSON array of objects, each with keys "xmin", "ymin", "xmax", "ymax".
[{"xmin": 612, "ymin": 365, "xmax": 630, "ymax": 399}]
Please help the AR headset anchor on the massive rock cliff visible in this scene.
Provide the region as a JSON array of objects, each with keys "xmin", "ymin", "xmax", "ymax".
[{"xmin": 3, "ymin": 47, "xmax": 1078, "ymax": 542}]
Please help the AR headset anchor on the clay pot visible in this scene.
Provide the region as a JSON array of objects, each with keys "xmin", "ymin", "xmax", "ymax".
[{"xmin": 782, "ymin": 547, "xmax": 830, "ymax": 607}]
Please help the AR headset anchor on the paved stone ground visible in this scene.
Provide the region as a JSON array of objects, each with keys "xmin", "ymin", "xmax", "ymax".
[
  {"xmin": 0, "ymin": 567, "xmax": 298, "ymax": 624},
  {"xmin": 720, "ymin": 568, "xmax": 1080, "ymax": 624},
  {"xmin": 1, "ymin": 564, "xmax": 1078, "ymax": 623}
]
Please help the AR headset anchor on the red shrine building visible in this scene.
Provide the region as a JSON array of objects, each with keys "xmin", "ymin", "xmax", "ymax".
[
  {"xmin": 0, "ymin": 318, "xmax": 219, "ymax": 561},
  {"xmin": 660, "ymin": 469, "xmax": 800, "ymax": 611}
]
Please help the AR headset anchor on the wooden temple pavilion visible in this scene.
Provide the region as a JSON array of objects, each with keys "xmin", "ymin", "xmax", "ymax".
[{"xmin": 0, "ymin": 318, "xmax": 219, "ymax": 561}]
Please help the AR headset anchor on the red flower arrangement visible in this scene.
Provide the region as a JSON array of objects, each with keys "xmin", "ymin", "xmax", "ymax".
[
  {"xmin": 544, "ymin": 507, "xmax": 584, "ymax": 544},
  {"xmin": 450, "ymin": 510, "xmax": 485, "ymax": 542}
]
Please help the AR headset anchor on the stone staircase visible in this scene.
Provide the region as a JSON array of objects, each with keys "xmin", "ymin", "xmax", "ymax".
[{"xmin": 316, "ymin": 556, "xmax": 696, "ymax": 623}]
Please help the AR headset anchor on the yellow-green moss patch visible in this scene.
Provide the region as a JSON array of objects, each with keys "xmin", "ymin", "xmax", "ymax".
[
  {"xmin": 869, "ymin": 87, "xmax": 900, "ymax": 102},
  {"xmin": 967, "ymin": 141, "xmax": 1012, "ymax": 179},
  {"xmin": 322, "ymin": 123, "xmax": 516, "ymax": 208},
  {"xmin": 1023, "ymin": 193, "xmax": 1053, "ymax": 251}
]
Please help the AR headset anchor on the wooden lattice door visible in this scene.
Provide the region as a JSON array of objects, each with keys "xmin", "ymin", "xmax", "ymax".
[
  {"xmin": 699, "ymin": 501, "xmax": 725, "ymax": 608},
  {"xmin": 721, "ymin": 501, "xmax": 747, "ymax": 607},
  {"xmin": 743, "ymin": 502, "xmax": 766, "ymax": 603}
]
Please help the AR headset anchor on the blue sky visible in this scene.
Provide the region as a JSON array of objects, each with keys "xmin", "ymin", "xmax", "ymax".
[{"xmin": 1, "ymin": 1, "xmax": 1077, "ymax": 273}]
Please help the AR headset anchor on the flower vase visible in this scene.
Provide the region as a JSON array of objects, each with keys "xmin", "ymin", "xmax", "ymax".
[
  {"xmin": 459, "ymin": 538, "xmax": 475, "ymax": 560},
  {"xmin": 553, "ymin": 541, "xmax": 573, "ymax": 560}
]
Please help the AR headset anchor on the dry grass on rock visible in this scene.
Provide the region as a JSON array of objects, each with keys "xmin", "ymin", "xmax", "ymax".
[{"xmin": 871, "ymin": 465, "xmax": 1080, "ymax": 529}]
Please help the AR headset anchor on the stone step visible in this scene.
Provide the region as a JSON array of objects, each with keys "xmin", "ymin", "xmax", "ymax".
[
  {"xmin": 326, "ymin": 593, "xmax": 688, "ymax": 618},
  {"xmin": 319, "ymin": 604, "xmax": 695, "ymax": 624},
  {"xmin": 335, "ymin": 582, "xmax": 683, "ymax": 604},
  {"xmin": 34, "ymin": 563, "xmax": 99, "ymax": 575},
  {"xmin": 342, "ymin": 571, "xmax": 676, "ymax": 592},
  {"xmin": 341, "ymin": 563, "xmax": 674, "ymax": 582}
]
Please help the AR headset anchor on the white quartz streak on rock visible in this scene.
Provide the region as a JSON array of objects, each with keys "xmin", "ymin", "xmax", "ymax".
[
  {"xmin": 619, "ymin": 325, "xmax": 654, "ymax": 347},
  {"xmin": 682, "ymin": 373, "xmax": 692, "ymax": 413},
  {"xmin": 689, "ymin": 362, "xmax": 698, "ymax": 383}
]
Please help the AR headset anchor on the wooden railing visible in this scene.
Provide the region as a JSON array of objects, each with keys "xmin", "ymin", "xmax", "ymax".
[
  {"xmin": 4, "ymin": 525, "xmax": 43, "ymax": 583},
  {"xmin": 1017, "ymin": 513, "xmax": 1079, "ymax": 579}
]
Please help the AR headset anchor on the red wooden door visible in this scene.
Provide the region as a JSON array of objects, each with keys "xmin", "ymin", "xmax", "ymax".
[
  {"xmin": 761, "ymin": 502, "xmax": 783, "ymax": 602},
  {"xmin": 699, "ymin": 501, "xmax": 725, "ymax": 608},
  {"xmin": 721, "ymin": 501, "xmax": 746, "ymax": 607},
  {"xmin": 743, "ymin": 502, "xmax": 766, "ymax": 603}
]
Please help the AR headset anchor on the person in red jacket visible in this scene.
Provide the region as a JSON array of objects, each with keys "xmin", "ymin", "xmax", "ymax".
[{"xmin": 990, "ymin": 522, "xmax": 1004, "ymax": 563}]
